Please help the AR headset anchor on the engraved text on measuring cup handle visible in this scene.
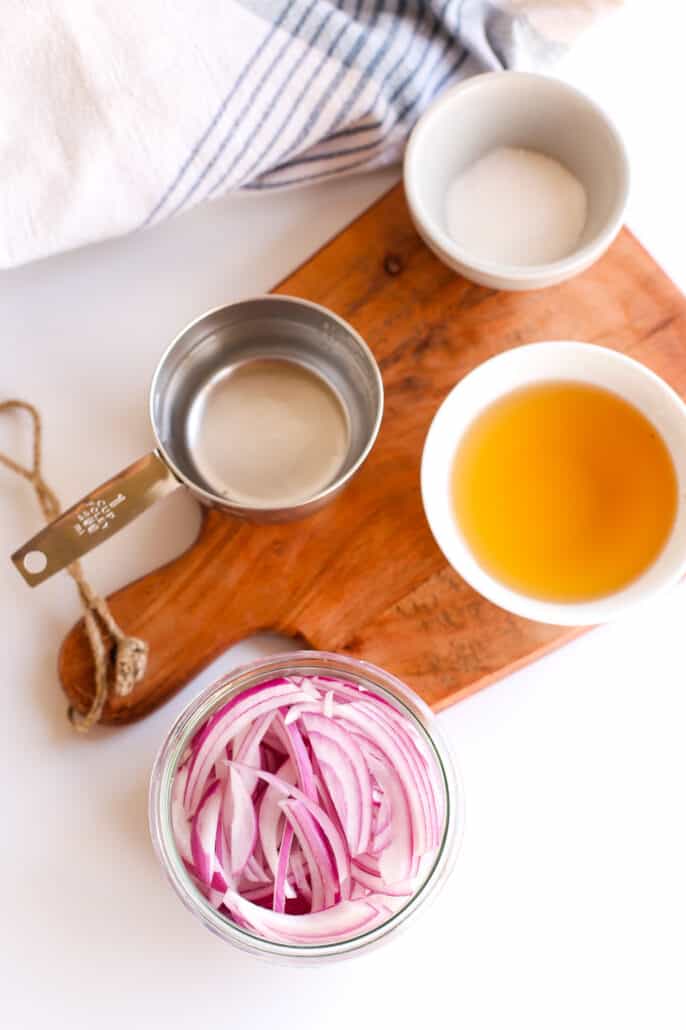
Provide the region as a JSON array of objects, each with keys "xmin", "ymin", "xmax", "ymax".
[{"xmin": 10, "ymin": 450, "xmax": 180, "ymax": 587}]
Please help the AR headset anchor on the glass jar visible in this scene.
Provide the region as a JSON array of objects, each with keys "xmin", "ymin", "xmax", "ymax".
[{"xmin": 149, "ymin": 651, "xmax": 463, "ymax": 962}]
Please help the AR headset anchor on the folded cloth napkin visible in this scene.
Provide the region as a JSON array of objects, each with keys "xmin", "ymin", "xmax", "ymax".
[{"xmin": 0, "ymin": 0, "xmax": 618, "ymax": 268}]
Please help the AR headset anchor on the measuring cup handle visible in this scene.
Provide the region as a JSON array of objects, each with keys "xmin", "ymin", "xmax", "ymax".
[{"xmin": 11, "ymin": 450, "xmax": 181, "ymax": 587}]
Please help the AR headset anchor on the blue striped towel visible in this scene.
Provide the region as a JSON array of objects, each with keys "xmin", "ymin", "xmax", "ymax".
[{"xmin": 0, "ymin": 1, "xmax": 617, "ymax": 267}]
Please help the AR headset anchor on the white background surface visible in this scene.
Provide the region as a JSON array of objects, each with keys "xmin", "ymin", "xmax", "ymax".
[{"xmin": 2, "ymin": 6, "xmax": 685, "ymax": 1028}]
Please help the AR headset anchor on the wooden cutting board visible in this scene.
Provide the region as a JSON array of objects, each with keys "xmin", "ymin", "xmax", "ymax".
[{"xmin": 59, "ymin": 184, "xmax": 686, "ymax": 724}]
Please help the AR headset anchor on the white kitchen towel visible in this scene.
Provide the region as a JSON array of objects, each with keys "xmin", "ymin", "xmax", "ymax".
[{"xmin": 0, "ymin": 1, "xmax": 618, "ymax": 268}]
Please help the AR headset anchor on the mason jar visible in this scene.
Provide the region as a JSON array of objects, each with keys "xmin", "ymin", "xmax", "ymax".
[{"xmin": 149, "ymin": 651, "xmax": 463, "ymax": 963}]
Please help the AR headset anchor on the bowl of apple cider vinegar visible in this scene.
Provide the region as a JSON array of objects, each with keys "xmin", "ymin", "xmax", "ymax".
[{"xmin": 421, "ymin": 342, "xmax": 686, "ymax": 625}]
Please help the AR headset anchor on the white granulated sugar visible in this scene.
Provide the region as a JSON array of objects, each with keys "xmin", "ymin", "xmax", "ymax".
[{"xmin": 444, "ymin": 146, "xmax": 588, "ymax": 266}]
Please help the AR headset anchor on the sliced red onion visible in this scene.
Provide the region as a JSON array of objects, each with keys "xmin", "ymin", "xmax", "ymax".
[
  {"xmin": 190, "ymin": 780, "xmax": 221, "ymax": 887},
  {"xmin": 240, "ymin": 882, "xmax": 279, "ymax": 903},
  {"xmin": 272, "ymin": 714, "xmax": 317, "ymax": 802},
  {"xmin": 350, "ymin": 862, "xmax": 414, "ymax": 897},
  {"xmin": 373, "ymin": 792, "xmax": 392, "ymax": 835},
  {"xmin": 315, "ymin": 758, "xmax": 348, "ymax": 833},
  {"xmin": 258, "ymin": 759, "xmax": 295, "ymax": 882},
  {"xmin": 338, "ymin": 704, "xmax": 430, "ymax": 856},
  {"xmin": 223, "ymin": 888, "xmax": 386, "ymax": 945},
  {"xmin": 245, "ymin": 850, "xmax": 270, "ymax": 883},
  {"xmin": 171, "ymin": 762, "xmax": 192, "ymax": 864},
  {"xmin": 228, "ymin": 767, "xmax": 257, "ymax": 876},
  {"xmin": 351, "ymin": 852, "xmax": 379, "ymax": 876},
  {"xmin": 301, "ymin": 712, "xmax": 373, "ymax": 855},
  {"xmin": 350, "ymin": 880, "xmax": 368, "ymax": 900},
  {"xmin": 207, "ymin": 887, "xmax": 224, "ymax": 909},
  {"xmin": 233, "ymin": 712, "xmax": 275, "ymax": 793},
  {"xmin": 186, "ymin": 682, "xmax": 319, "ymax": 813},
  {"xmin": 370, "ymin": 819, "xmax": 393, "ymax": 855},
  {"xmin": 260, "ymin": 741, "xmax": 283, "ymax": 773},
  {"xmin": 212, "ymin": 816, "xmax": 231, "ymax": 892},
  {"xmin": 273, "ymin": 823, "xmax": 293, "ymax": 914},
  {"xmin": 357, "ymin": 698, "xmax": 442, "ymax": 849},
  {"xmin": 312, "ymin": 678, "xmax": 443, "ymax": 846},
  {"xmin": 364, "ymin": 752, "xmax": 413, "ymax": 882},
  {"xmin": 308, "ymin": 734, "xmax": 359, "ymax": 854},
  {"xmin": 184, "ymin": 682, "xmax": 284, "ymax": 803},
  {"xmin": 313, "ymin": 768, "xmax": 344, "ymax": 829},
  {"xmin": 280, "ymin": 800, "xmax": 333, "ymax": 911},
  {"xmin": 230, "ymin": 762, "xmax": 351, "ymax": 900},
  {"xmin": 289, "ymin": 846, "xmax": 312, "ymax": 901},
  {"xmin": 171, "ymin": 671, "xmax": 446, "ymax": 947},
  {"xmin": 240, "ymin": 858, "xmax": 267, "ymax": 887}
]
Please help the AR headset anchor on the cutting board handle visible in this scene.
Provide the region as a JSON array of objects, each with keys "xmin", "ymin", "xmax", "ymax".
[
  {"xmin": 54, "ymin": 186, "xmax": 686, "ymax": 727},
  {"xmin": 58, "ymin": 508, "xmax": 288, "ymax": 723}
]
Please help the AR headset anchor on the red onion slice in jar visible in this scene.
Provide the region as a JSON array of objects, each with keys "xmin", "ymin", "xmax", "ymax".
[
  {"xmin": 168, "ymin": 669, "xmax": 449, "ymax": 949},
  {"xmin": 273, "ymin": 823, "xmax": 294, "ymax": 914},
  {"xmin": 258, "ymin": 758, "xmax": 295, "ymax": 884},
  {"xmin": 222, "ymin": 889, "xmax": 392, "ymax": 945},
  {"xmin": 185, "ymin": 681, "xmax": 320, "ymax": 813},
  {"xmin": 228, "ymin": 767, "xmax": 257, "ymax": 876},
  {"xmin": 302, "ymin": 711, "xmax": 373, "ymax": 855},
  {"xmin": 171, "ymin": 762, "xmax": 192, "ymax": 864},
  {"xmin": 190, "ymin": 780, "xmax": 222, "ymax": 887}
]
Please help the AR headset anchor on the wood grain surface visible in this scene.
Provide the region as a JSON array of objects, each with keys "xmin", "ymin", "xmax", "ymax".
[{"xmin": 59, "ymin": 184, "xmax": 686, "ymax": 723}]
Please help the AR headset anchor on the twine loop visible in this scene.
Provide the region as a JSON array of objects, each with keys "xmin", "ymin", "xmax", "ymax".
[{"xmin": 0, "ymin": 400, "xmax": 148, "ymax": 732}]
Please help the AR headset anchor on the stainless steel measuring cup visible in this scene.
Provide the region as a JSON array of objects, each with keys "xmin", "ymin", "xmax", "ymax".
[{"xmin": 12, "ymin": 296, "xmax": 384, "ymax": 587}]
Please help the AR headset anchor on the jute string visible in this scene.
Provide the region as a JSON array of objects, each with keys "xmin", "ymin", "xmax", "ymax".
[{"xmin": 0, "ymin": 400, "xmax": 148, "ymax": 732}]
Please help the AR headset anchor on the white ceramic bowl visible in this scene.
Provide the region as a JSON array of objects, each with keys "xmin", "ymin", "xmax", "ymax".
[
  {"xmin": 421, "ymin": 342, "xmax": 686, "ymax": 625},
  {"xmin": 404, "ymin": 72, "xmax": 630, "ymax": 290}
]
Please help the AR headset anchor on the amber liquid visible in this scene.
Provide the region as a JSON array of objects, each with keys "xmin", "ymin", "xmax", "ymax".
[{"xmin": 451, "ymin": 381, "xmax": 678, "ymax": 603}]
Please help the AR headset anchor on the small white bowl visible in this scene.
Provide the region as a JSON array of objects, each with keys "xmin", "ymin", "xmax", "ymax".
[
  {"xmin": 421, "ymin": 342, "xmax": 686, "ymax": 625},
  {"xmin": 404, "ymin": 72, "xmax": 630, "ymax": 290}
]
